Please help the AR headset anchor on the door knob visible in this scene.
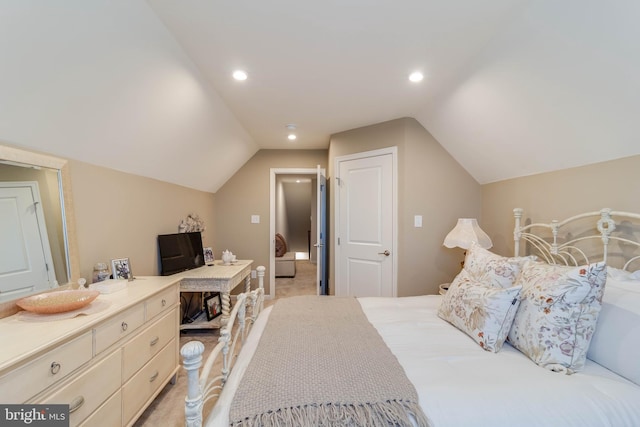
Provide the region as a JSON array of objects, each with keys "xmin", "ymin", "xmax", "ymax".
[{"xmin": 378, "ymin": 250, "xmax": 390, "ymax": 256}]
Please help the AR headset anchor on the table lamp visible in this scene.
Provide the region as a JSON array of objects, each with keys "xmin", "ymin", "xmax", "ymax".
[{"xmin": 443, "ymin": 218, "xmax": 493, "ymax": 267}]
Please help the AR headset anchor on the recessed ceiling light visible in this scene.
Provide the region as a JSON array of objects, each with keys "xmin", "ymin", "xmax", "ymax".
[
  {"xmin": 409, "ymin": 71, "xmax": 424, "ymax": 82},
  {"xmin": 286, "ymin": 124, "xmax": 297, "ymax": 140},
  {"xmin": 233, "ymin": 70, "xmax": 248, "ymax": 81}
]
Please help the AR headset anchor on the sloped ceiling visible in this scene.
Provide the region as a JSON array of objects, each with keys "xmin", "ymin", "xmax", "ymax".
[
  {"xmin": 1, "ymin": 1, "xmax": 639, "ymax": 192},
  {"xmin": 0, "ymin": 2, "xmax": 257, "ymax": 193}
]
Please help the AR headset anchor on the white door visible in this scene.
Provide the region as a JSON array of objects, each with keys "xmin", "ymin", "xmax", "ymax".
[
  {"xmin": 0, "ymin": 182, "xmax": 57, "ymax": 300},
  {"xmin": 335, "ymin": 148, "xmax": 396, "ymax": 297},
  {"xmin": 316, "ymin": 166, "xmax": 327, "ymax": 295}
]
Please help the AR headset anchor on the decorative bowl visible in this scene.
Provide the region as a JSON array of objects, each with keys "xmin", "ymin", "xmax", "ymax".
[{"xmin": 16, "ymin": 290, "xmax": 100, "ymax": 314}]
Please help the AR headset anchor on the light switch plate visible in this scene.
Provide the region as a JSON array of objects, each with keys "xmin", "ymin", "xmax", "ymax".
[
  {"xmin": 251, "ymin": 215, "xmax": 260, "ymax": 224},
  {"xmin": 414, "ymin": 215, "xmax": 423, "ymax": 228}
]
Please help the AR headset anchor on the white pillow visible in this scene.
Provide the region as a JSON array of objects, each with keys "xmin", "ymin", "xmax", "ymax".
[
  {"xmin": 438, "ymin": 269, "xmax": 522, "ymax": 352},
  {"xmin": 587, "ymin": 276, "xmax": 640, "ymax": 385},
  {"xmin": 607, "ymin": 266, "xmax": 634, "ymax": 280},
  {"xmin": 463, "ymin": 242, "xmax": 533, "ymax": 288},
  {"xmin": 508, "ymin": 261, "xmax": 607, "ymax": 374},
  {"xmin": 607, "ymin": 266, "xmax": 640, "ymax": 281}
]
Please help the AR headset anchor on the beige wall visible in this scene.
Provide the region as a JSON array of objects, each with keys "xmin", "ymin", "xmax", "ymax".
[
  {"xmin": 212, "ymin": 150, "xmax": 328, "ymax": 295},
  {"xmin": 481, "ymin": 155, "xmax": 640, "ymax": 257},
  {"xmin": 275, "ymin": 179, "xmax": 289, "ymax": 243},
  {"xmin": 21, "ymin": 119, "xmax": 636, "ymax": 302},
  {"xmin": 329, "ymin": 117, "xmax": 482, "ymax": 296},
  {"xmin": 12, "ymin": 122, "xmax": 634, "ymax": 303},
  {"xmin": 69, "ymin": 160, "xmax": 215, "ymax": 281},
  {"xmin": 281, "ymin": 180, "xmax": 312, "ymax": 252}
]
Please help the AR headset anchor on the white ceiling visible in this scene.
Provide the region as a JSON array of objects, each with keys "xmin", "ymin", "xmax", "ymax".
[{"xmin": 2, "ymin": 1, "xmax": 639, "ymax": 192}]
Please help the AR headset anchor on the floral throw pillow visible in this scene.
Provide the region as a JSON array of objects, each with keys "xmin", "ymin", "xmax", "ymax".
[
  {"xmin": 507, "ymin": 261, "xmax": 607, "ymax": 374},
  {"xmin": 438, "ymin": 269, "xmax": 522, "ymax": 352},
  {"xmin": 463, "ymin": 242, "xmax": 532, "ymax": 288}
]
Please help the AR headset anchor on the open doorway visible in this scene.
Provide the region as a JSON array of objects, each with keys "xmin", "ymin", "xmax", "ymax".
[{"xmin": 269, "ymin": 167, "xmax": 326, "ymax": 300}]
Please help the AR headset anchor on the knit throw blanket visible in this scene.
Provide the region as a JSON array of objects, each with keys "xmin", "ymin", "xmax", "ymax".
[{"xmin": 229, "ymin": 296, "xmax": 430, "ymax": 427}]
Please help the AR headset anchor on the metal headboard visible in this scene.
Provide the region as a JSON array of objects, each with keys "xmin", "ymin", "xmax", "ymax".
[{"xmin": 514, "ymin": 208, "xmax": 640, "ymax": 270}]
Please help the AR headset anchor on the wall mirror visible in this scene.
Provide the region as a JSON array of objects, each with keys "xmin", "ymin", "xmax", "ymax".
[{"xmin": 0, "ymin": 144, "xmax": 79, "ymax": 309}]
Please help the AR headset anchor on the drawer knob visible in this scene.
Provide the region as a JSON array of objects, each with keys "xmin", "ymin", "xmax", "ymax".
[
  {"xmin": 121, "ymin": 321, "xmax": 128, "ymax": 331},
  {"xmin": 161, "ymin": 299, "xmax": 167, "ymax": 307},
  {"xmin": 149, "ymin": 370, "xmax": 159, "ymax": 383},
  {"xmin": 150, "ymin": 336, "xmax": 159, "ymax": 346},
  {"xmin": 69, "ymin": 396, "xmax": 85, "ymax": 413},
  {"xmin": 50, "ymin": 361, "xmax": 61, "ymax": 375}
]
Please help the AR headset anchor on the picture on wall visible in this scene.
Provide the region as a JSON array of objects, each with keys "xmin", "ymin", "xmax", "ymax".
[{"xmin": 111, "ymin": 258, "xmax": 133, "ymax": 281}]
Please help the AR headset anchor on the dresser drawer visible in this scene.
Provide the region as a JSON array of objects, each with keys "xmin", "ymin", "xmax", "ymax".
[
  {"xmin": 79, "ymin": 389, "xmax": 122, "ymax": 427},
  {"xmin": 146, "ymin": 284, "xmax": 178, "ymax": 321},
  {"xmin": 0, "ymin": 332, "xmax": 92, "ymax": 403},
  {"xmin": 94, "ymin": 304, "xmax": 144, "ymax": 355},
  {"xmin": 122, "ymin": 339, "xmax": 177, "ymax": 425},
  {"xmin": 40, "ymin": 349, "xmax": 121, "ymax": 426},
  {"xmin": 122, "ymin": 308, "xmax": 177, "ymax": 380}
]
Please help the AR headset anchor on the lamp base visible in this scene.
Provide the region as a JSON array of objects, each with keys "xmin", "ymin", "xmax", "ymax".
[{"xmin": 460, "ymin": 250, "xmax": 467, "ymax": 269}]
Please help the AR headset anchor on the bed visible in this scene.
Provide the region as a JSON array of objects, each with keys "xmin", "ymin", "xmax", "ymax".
[{"xmin": 181, "ymin": 208, "xmax": 640, "ymax": 426}]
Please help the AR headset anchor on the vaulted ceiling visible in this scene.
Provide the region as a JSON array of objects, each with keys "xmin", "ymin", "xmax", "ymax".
[{"xmin": 1, "ymin": 1, "xmax": 639, "ymax": 192}]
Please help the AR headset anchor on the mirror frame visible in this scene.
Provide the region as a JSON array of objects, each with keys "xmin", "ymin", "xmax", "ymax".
[{"xmin": 0, "ymin": 144, "xmax": 80, "ymax": 317}]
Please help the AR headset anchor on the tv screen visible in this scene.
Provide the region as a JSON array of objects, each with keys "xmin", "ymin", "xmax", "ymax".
[{"xmin": 158, "ymin": 231, "xmax": 205, "ymax": 276}]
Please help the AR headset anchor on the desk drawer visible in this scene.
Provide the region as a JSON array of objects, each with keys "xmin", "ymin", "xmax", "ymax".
[
  {"xmin": 146, "ymin": 284, "xmax": 178, "ymax": 321},
  {"xmin": 122, "ymin": 339, "xmax": 176, "ymax": 425},
  {"xmin": 0, "ymin": 332, "xmax": 92, "ymax": 403},
  {"xmin": 122, "ymin": 308, "xmax": 177, "ymax": 380},
  {"xmin": 40, "ymin": 349, "xmax": 121, "ymax": 426},
  {"xmin": 94, "ymin": 304, "xmax": 144, "ymax": 355}
]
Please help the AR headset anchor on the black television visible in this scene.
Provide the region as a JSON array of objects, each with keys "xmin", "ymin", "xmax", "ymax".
[{"xmin": 158, "ymin": 231, "xmax": 205, "ymax": 276}]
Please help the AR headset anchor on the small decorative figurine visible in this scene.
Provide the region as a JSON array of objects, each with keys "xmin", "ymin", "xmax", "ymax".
[{"xmin": 222, "ymin": 250, "xmax": 234, "ymax": 265}]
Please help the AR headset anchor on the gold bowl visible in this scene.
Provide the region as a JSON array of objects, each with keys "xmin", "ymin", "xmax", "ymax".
[{"xmin": 16, "ymin": 290, "xmax": 100, "ymax": 314}]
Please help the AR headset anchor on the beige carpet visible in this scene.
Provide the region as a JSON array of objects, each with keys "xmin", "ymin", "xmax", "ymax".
[
  {"xmin": 133, "ymin": 260, "xmax": 317, "ymax": 426},
  {"xmin": 275, "ymin": 258, "xmax": 317, "ymax": 299}
]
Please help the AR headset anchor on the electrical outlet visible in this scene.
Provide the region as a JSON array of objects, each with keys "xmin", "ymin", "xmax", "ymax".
[
  {"xmin": 414, "ymin": 215, "xmax": 423, "ymax": 228},
  {"xmin": 251, "ymin": 270, "xmax": 257, "ymax": 278},
  {"xmin": 251, "ymin": 215, "xmax": 260, "ymax": 224}
]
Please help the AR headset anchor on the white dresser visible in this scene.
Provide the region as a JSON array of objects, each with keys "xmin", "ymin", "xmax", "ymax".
[{"xmin": 0, "ymin": 276, "xmax": 180, "ymax": 426}]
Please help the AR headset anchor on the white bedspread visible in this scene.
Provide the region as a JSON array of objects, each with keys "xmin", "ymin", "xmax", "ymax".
[{"xmin": 208, "ymin": 296, "xmax": 640, "ymax": 427}]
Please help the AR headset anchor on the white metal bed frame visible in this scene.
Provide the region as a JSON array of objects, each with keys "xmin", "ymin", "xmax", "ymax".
[
  {"xmin": 181, "ymin": 266, "xmax": 265, "ymax": 427},
  {"xmin": 514, "ymin": 207, "xmax": 640, "ymax": 269},
  {"xmin": 179, "ymin": 209, "xmax": 640, "ymax": 427}
]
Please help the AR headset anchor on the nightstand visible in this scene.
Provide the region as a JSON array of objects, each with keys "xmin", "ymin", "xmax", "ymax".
[{"xmin": 439, "ymin": 283, "xmax": 450, "ymax": 295}]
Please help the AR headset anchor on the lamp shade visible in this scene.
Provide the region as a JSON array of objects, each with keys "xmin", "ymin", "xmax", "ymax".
[{"xmin": 443, "ymin": 218, "xmax": 493, "ymax": 250}]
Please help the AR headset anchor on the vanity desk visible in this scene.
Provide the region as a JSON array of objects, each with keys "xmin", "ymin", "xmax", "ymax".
[
  {"xmin": 176, "ymin": 259, "xmax": 253, "ymax": 330},
  {"xmin": 0, "ymin": 276, "xmax": 180, "ymax": 427}
]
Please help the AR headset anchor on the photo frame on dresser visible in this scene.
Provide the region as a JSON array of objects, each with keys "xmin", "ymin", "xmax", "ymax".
[
  {"xmin": 203, "ymin": 247, "xmax": 214, "ymax": 265},
  {"xmin": 111, "ymin": 257, "xmax": 133, "ymax": 281},
  {"xmin": 204, "ymin": 292, "xmax": 222, "ymax": 321}
]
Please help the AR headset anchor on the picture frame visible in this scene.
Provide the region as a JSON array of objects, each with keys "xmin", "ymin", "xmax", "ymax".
[
  {"xmin": 111, "ymin": 257, "xmax": 133, "ymax": 281},
  {"xmin": 204, "ymin": 292, "xmax": 222, "ymax": 321},
  {"xmin": 203, "ymin": 247, "xmax": 214, "ymax": 265}
]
